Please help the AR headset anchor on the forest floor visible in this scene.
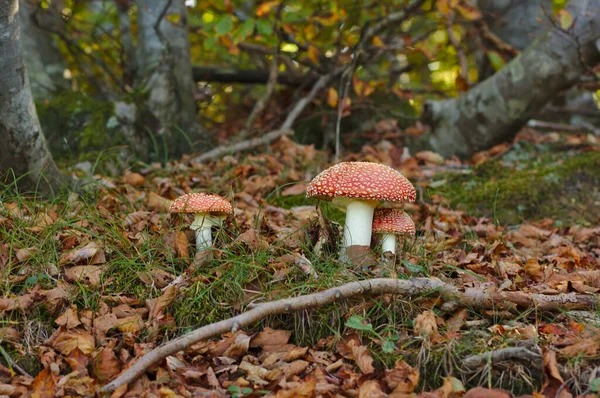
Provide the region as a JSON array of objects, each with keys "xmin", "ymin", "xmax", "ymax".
[{"xmin": 0, "ymin": 127, "xmax": 599, "ymax": 397}]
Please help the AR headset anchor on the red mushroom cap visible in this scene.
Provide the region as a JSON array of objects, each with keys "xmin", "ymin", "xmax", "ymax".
[
  {"xmin": 306, "ymin": 162, "xmax": 416, "ymax": 203},
  {"xmin": 372, "ymin": 209, "xmax": 415, "ymax": 235},
  {"xmin": 169, "ymin": 193, "xmax": 233, "ymax": 215}
]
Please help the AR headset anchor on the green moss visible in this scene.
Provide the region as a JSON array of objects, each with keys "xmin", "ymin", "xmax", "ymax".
[{"xmin": 430, "ymin": 151, "xmax": 600, "ymax": 224}]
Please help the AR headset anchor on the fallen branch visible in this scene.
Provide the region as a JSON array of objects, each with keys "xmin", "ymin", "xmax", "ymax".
[
  {"xmin": 102, "ymin": 276, "xmax": 599, "ymax": 391},
  {"xmin": 102, "ymin": 278, "xmax": 456, "ymax": 391},
  {"xmin": 190, "ymin": 68, "xmax": 342, "ymax": 164}
]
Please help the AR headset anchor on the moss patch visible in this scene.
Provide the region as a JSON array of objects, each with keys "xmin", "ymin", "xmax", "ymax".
[{"xmin": 429, "ymin": 148, "xmax": 600, "ymax": 225}]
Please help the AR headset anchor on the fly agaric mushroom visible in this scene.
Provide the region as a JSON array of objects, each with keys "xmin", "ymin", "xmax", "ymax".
[
  {"xmin": 306, "ymin": 162, "xmax": 415, "ymax": 251},
  {"xmin": 372, "ymin": 209, "xmax": 415, "ymax": 255},
  {"xmin": 169, "ymin": 193, "xmax": 233, "ymax": 250}
]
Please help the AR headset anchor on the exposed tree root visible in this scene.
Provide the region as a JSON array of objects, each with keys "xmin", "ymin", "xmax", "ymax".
[
  {"xmin": 102, "ymin": 277, "xmax": 598, "ymax": 392},
  {"xmin": 462, "ymin": 344, "xmax": 543, "ymax": 372}
]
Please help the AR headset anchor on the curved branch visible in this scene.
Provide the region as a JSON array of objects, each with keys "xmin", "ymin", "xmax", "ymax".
[{"xmin": 102, "ymin": 278, "xmax": 456, "ymax": 391}]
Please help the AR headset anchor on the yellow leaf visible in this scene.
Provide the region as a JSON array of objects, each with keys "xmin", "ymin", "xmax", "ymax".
[
  {"xmin": 436, "ymin": 0, "xmax": 451, "ymax": 15},
  {"xmin": 456, "ymin": 3, "xmax": 482, "ymax": 20},
  {"xmin": 256, "ymin": 1, "xmax": 279, "ymax": 17},
  {"xmin": 372, "ymin": 35, "xmax": 384, "ymax": 47},
  {"xmin": 307, "ymin": 45, "xmax": 319, "ymax": 64},
  {"xmin": 304, "ymin": 24, "xmax": 317, "ymax": 40},
  {"xmin": 557, "ymin": 9, "xmax": 573, "ymax": 30},
  {"xmin": 327, "ymin": 87, "xmax": 338, "ymax": 108},
  {"xmin": 314, "ymin": 14, "xmax": 338, "ymax": 27},
  {"xmin": 165, "ymin": 13, "xmax": 181, "ymax": 24}
]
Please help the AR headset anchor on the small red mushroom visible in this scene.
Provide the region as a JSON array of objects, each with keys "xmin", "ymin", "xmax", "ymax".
[
  {"xmin": 372, "ymin": 209, "xmax": 415, "ymax": 255},
  {"xmin": 306, "ymin": 162, "xmax": 415, "ymax": 251},
  {"xmin": 169, "ymin": 193, "xmax": 233, "ymax": 250}
]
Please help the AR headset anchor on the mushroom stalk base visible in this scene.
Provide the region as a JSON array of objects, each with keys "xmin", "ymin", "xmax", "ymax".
[
  {"xmin": 341, "ymin": 200, "xmax": 377, "ymax": 248},
  {"xmin": 381, "ymin": 234, "xmax": 396, "ymax": 254},
  {"xmin": 190, "ymin": 215, "xmax": 221, "ymax": 250}
]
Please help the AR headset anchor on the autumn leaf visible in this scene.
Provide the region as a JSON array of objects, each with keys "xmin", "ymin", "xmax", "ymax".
[
  {"xmin": 384, "ymin": 360, "xmax": 420, "ymax": 394},
  {"xmin": 372, "ymin": 35, "xmax": 384, "ymax": 47},
  {"xmin": 31, "ymin": 368, "xmax": 56, "ymax": 398},
  {"xmin": 307, "ymin": 45, "xmax": 320, "ymax": 64},
  {"xmin": 557, "ymin": 9, "xmax": 573, "ymax": 30},
  {"xmin": 326, "ymin": 87, "xmax": 338, "ymax": 108},
  {"xmin": 414, "ymin": 310, "xmax": 438, "ymax": 337},
  {"xmin": 348, "ymin": 339, "xmax": 375, "ymax": 374},
  {"xmin": 256, "ymin": 1, "xmax": 279, "ymax": 17},
  {"xmin": 93, "ymin": 346, "xmax": 121, "ymax": 382},
  {"xmin": 51, "ymin": 328, "xmax": 95, "ymax": 355},
  {"xmin": 59, "ymin": 242, "xmax": 105, "ymax": 266}
]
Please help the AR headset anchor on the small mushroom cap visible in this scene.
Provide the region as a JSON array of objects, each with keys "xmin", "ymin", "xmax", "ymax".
[
  {"xmin": 169, "ymin": 193, "xmax": 233, "ymax": 215},
  {"xmin": 372, "ymin": 209, "xmax": 415, "ymax": 235},
  {"xmin": 306, "ymin": 162, "xmax": 416, "ymax": 203}
]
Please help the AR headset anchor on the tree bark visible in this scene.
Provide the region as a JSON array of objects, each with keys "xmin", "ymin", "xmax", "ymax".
[
  {"xmin": 421, "ymin": 0, "xmax": 600, "ymax": 159},
  {"xmin": 136, "ymin": 0, "xmax": 200, "ymax": 158},
  {"xmin": 0, "ymin": 0, "xmax": 63, "ymax": 195},
  {"xmin": 18, "ymin": 0, "xmax": 68, "ymax": 100}
]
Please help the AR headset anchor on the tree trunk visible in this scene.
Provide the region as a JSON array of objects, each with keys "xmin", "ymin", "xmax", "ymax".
[
  {"xmin": 18, "ymin": 0, "xmax": 68, "ymax": 100},
  {"xmin": 0, "ymin": 0, "xmax": 63, "ymax": 195},
  {"xmin": 421, "ymin": 0, "xmax": 600, "ymax": 159},
  {"xmin": 136, "ymin": 0, "xmax": 200, "ymax": 158}
]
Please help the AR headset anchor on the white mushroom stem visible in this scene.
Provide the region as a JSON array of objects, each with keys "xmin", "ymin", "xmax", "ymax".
[
  {"xmin": 381, "ymin": 234, "xmax": 397, "ymax": 254},
  {"xmin": 340, "ymin": 200, "xmax": 378, "ymax": 247},
  {"xmin": 190, "ymin": 214, "xmax": 222, "ymax": 250}
]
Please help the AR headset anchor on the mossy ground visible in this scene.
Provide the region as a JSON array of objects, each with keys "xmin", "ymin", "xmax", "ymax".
[{"xmin": 428, "ymin": 143, "xmax": 600, "ymax": 225}]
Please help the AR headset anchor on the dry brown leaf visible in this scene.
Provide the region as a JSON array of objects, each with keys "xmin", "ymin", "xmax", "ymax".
[
  {"xmin": 559, "ymin": 338, "xmax": 599, "ymax": 357},
  {"xmin": 173, "ymin": 231, "xmax": 189, "ymax": 258},
  {"xmin": 0, "ymin": 327, "xmax": 19, "ymax": 342},
  {"xmin": 59, "ymin": 241, "xmax": 104, "ymax": 266},
  {"xmin": 463, "ymin": 387, "xmax": 512, "ymax": 398},
  {"xmin": 93, "ymin": 346, "xmax": 121, "ymax": 382},
  {"xmin": 447, "ymin": 308, "xmax": 468, "ymax": 333},
  {"xmin": 55, "ymin": 306, "xmax": 81, "ymax": 329},
  {"xmin": 31, "ymin": 368, "xmax": 56, "ymax": 398},
  {"xmin": 250, "ymin": 327, "xmax": 292, "ymax": 349},
  {"xmin": 384, "ymin": 360, "xmax": 420, "ymax": 394},
  {"xmin": 358, "ymin": 380, "xmax": 386, "ymax": 398},
  {"xmin": 281, "ymin": 182, "xmax": 308, "ymax": 196},
  {"xmin": 65, "ymin": 347, "xmax": 89, "ymax": 375},
  {"xmin": 273, "ymin": 379, "xmax": 316, "ymax": 398},
  {"xmin": 116, "ymin": 314, "xmax": 144, "ymax": 334},
  {"xmin": 51, "ymin": 328, "xmax": 95, "ymax": 355},
  {"xmin": 222, "ymin": 333, "xmax": 251, "ymax": 358},
  {"xmin": 123, "ymin": 172, "xmax": 145, "ymax": 187},
  {"xmin": 64, "ymin": 265, "xmax": 105, "ymax": 287},
  {"xmin": 348, "ymin": 339, "xmax": 375, "ymax": 374},
  {"xmin": 16, "ymin": 247, "xmax": 38, "ymax": 262},
  {"xmin": 235, "ymin": 229, "xmax": 269, "ymax": 251},
  {"xmin": 0, "ymin": 384, "xmax": 15, "ymax": 396},
  {"xmin": 524, "ymin": 259, "xmax": 544, "ymax": 282},
  {"xmin": 148, "ymin": 285, "xmax": 176, "ymax": 320},
  {"xmin": 414, "ymin": 310, "xmax": 438, "ymax": 337},
  {"xmin": 147, "ymin": 191, "xmax": 174, "ymax": 212}
]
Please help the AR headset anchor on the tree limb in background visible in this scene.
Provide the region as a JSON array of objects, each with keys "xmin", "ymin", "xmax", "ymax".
[
  {"xmin": 102, "ymin": 276, "xmax": 598, "ymax": 392},
  {"xmin": 190, "ymin": 67, "xmax": 344, "ymax": 164},
  {"xmin": 192, "ymin": 66, "xmax": 313, "ymax": 86}
]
